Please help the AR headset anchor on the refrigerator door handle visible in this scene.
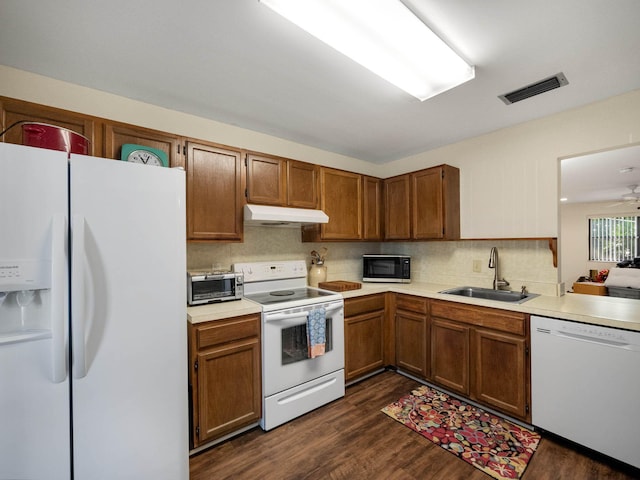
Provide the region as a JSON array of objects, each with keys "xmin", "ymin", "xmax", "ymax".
[
  {"xmin": 51, "ymin": 214, "xmax": 68, "ymax": 383},
  {"xmin": 71, "ymin": 214, "xmax": 87, "ymax": 379}
]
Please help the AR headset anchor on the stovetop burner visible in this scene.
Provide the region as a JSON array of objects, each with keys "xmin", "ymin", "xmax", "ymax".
[
  {"xmin": 233, "ymin": 260, "xmax": 343, "ymax": 310},
  {"xmin": 243, "ymin": 287, "xmax": 338, "ymax": 307}
]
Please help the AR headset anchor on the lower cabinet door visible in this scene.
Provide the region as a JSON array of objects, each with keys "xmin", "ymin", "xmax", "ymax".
[
  {"xmin": 473, "ymin": 328, "xmax": 529, "ymax": 420},
  {"xmin": 344, "ymin": 310, "xmax": 384, "ymax": 381},
  {"xmin": 430, "ymin": 318, "xmax": 470, "ymax": 395},
  {"xmin": 196, "ymin": 338, "xmax": 261, "ymax": 445},
  {"xmin": 395, "ymin": 310, "xmax": 429, "ymax": 378}
]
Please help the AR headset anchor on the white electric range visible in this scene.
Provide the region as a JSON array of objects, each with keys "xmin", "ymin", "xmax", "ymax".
[{"xmin": 233, "ymin": 260, "xmax": 345, "ymax": 430}]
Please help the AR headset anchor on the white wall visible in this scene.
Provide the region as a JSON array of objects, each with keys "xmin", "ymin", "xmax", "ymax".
[
  {"xmin": 560, "ymin": 200, "xmax": 639, "ymax": 289},
  {"xmin": 384, "ymin": 92, "xmax": 640, "ymax": 238}
]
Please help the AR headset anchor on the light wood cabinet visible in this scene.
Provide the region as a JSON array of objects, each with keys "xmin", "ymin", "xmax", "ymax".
[
  {"xmin": 473, "ymin": 328, "xmax": 528, "ymax": 419},
  {"xmin": 186, "ymin": 141, "xmax": 244, "ymax": 241},
  {"xmin": 1, "ymin": 96, "xmax": 100, "ymax": 156},
  {"xmin": 104, "ymin": 122, "xmax": 184, "ymax": 167},
  {"xmin": 344, "ymin": 294, "xmax": 385, "ymax": 382},
  {"xmin": 384, "ymin": 164, "xmax": 460, "ymax": 240},
  {"xmin": 246, "ymin": 153, "xmax": 286, "ymax": 206},
  {"xmin": 384, "ymin": 174, "xmax": 412, "ymax": 240},
  {"xmin": 394, "ymin": 294, "xmax": 429, "ymax": 378},
  {"xmin": 429, "ymin": 299, "xmax": 530, "ymax": 421},
  {"xmin": 302, "ymin": 167, "xmax": 362, "ymax": 240},
  {"xmin": 2, "ymin": 96, "xmax": 467, "ymax": 245},
  {"xmin": 412, "ymin": 166, "xmax": 459, "ymax": 239},
  {"xmin": 287, "ymin": 159, "xmax": 319, "ymax": 208},
  {"xmin": 188, "ymin": 314, "xmax": 261, "ymax": 448},
  {"xmin": 363, "ymin": 175, "xmax": 384, "ymax": 240},
  {"xmin": 302, "ymin": 168, "xmax": 383, "ymax": 241},
  {"xmin": 430, "ymin": 317, "xmax": 470, "ymax": 395},
  {"xmin": 246, "ymin": 153, "xmax": 319, "ymax": 208},
  {"xmin": 320, "ymin": 167, "xmax": 362, "ymax": 239}
]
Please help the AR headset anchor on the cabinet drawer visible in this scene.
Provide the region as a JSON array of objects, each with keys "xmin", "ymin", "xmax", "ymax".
[
  {"xmin": 345, "ymin": 294, "xmax": 385, "ymax": 317},
  {"xmin": 395, "ymin": 294, "xmax": 428, "ymax": 314},
  {"xmin": 196, "ymin": 314, "xmax": 260, "ymax": 350},
  {"xmin": 430, "ymin": 300, "xmax": 525, "ymax": 336}
]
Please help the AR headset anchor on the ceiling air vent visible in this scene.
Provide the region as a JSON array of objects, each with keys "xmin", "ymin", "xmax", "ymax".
[{"xmin": 498, "ymin": 72, "xmax": 569, "ymax": 105}]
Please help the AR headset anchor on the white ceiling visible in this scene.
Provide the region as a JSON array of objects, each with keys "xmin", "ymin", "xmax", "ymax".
[
  {"xmin": 2, "ymin": 1, "xmax": 640, "ymax": 199},
  {"xmin": 561, "ymin": 145, "xmax": 640, "ymax": 205}
]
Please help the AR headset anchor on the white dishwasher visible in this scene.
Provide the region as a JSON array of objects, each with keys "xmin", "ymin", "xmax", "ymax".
[{"xmin": 531, "ymin": 315, "xmax": 640, "ymax": 469}]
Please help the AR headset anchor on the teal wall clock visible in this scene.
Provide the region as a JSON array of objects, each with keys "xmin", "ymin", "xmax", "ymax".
[{"xmin": 121, "ymin": 144, "xmax": 169, "ymax": 167}]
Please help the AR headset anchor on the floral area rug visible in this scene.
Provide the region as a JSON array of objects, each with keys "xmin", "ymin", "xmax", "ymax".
[{"xmin": 381, "ymin": 385, "xmax": 540, "ymax": 480}]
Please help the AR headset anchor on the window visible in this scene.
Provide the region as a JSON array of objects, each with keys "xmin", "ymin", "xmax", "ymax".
[{"xmin": 589, "ymin": 215, "xmax": 640, "ymax": 262}]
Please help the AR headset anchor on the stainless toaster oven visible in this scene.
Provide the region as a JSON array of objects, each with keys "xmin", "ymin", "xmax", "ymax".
[{"xmin": 187, "ymin": 271, "xmax": 244, "ymax": 306}]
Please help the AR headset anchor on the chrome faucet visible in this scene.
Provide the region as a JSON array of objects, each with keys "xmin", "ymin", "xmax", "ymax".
[{"xmin": 488, "ymin": 247, "xmax": 510, "ymax": 290}]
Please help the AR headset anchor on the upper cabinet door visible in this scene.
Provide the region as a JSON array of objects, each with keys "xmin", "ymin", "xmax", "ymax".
[
  {"xmin": 412, "ymin": 165, "xmax": 460, "ymax": 240},
  {"xmin": 363, "ymin": 176, "xmax": 383, "ymax": 240},
  {"xmin": 186, "ymin": 142, "xmax": 244, "ymax": 242},
  {"xmin": 412, "ymin": 168, "xmax": 444, "ymax": 239},
  {"xmin": 320, "ymin": 167, "xmax": 363, "ymax": 240},
  {"xmin": 104, "ymin": 123, "xmax": 184, "ymax": 168},
  {"xmin": 384, "ymin": 174, "xmax": 411, "ymax": 240},
  {"xmin": 287, "ymin": 160, "xmax": 319, "ymax": 209},
  {"xmin": 246, "ymin": 153, "xmax": 286, "ymax": 206}
]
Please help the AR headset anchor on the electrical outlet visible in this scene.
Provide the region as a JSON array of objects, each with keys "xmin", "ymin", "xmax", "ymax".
[{"xmin": 472, "ymin": 260, "xmax": 482, "ymax": 273}]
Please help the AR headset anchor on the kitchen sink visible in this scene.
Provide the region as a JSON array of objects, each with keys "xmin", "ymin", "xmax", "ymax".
[{"xmin": 439, "ymin": 286, "xmax": 539, "ymax": 304}]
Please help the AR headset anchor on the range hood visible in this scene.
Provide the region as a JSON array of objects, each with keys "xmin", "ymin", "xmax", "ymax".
[{"xmin": 244, "ymin": 204, "xmax": 329, "ymax": 227}]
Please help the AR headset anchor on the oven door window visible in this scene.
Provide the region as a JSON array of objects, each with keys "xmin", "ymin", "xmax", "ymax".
[{"xmin": 281, "ymin": 318, "xmax": 333, "ymax": 365}]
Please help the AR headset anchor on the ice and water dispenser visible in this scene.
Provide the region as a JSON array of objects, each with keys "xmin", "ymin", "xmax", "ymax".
[{"xmin": 0, "ymin": 259, "xmax": 53, "ymax": 343}]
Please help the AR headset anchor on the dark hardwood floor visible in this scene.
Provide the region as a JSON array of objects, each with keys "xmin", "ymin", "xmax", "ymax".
[{"xmin": 190, "ymin": 371, "xmax": 639, "ymax": 480}]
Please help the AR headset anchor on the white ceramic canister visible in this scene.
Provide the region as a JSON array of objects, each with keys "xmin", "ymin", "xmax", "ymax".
[{"xmin": 308, "ymin": 263, "xmax": 327, "ymax": 287}]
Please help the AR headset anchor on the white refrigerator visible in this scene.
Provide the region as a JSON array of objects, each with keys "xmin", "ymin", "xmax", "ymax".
[{"xmin": 0, "ymin": 143, "xmax": 188, "ymax": 480}]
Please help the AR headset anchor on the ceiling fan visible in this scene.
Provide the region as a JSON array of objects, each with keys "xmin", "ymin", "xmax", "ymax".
[{"xmin": 608, "ymin": 184, "xmax": 640, "ymax": 207}]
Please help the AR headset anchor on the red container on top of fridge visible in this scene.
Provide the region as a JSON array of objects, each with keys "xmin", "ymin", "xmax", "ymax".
[{"xmin": 21, "ymin": 122, "xmax": 90, "ymax": 156}]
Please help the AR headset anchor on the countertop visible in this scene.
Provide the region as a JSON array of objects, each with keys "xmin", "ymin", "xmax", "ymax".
[
  {"xmin": 187, "ymin": 282, "xmax": 640, "ymax": 332},
  {"xmin": 187, "ymin": 299, "xmax": 262, "ymax": 323}
]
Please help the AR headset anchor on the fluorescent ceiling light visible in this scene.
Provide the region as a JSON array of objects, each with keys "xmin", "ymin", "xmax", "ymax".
[{"xmin": 260, "ymin": 0, "xmax": 475, "ymax": 101}]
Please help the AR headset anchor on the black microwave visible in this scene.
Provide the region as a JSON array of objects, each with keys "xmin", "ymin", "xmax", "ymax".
[{"xmin": 362, "ymin": 255, "xmax": 411, "ymax": 283}]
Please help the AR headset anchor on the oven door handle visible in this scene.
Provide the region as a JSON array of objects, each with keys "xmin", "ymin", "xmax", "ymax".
[{"xmin": 264, "ymin": 303, "xmax": 342, "ymax": 322}]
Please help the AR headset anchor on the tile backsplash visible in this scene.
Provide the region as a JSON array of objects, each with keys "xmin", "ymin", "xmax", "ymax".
[
  {"xmin": 188, "ymin": 227, "xmax": 560, "ymax": 295},
  {"xmin": 187, "ymin": 226, "xmax": 375, "ymax": 279},
  {"xmin": 399, "ymin": 239, "xmax": 560, "ymax": 296}
]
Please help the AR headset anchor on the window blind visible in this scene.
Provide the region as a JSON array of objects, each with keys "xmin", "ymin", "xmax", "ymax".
[{"xmin": 589, "ymin": 216, "xmax": 639, "ymax": 262}]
